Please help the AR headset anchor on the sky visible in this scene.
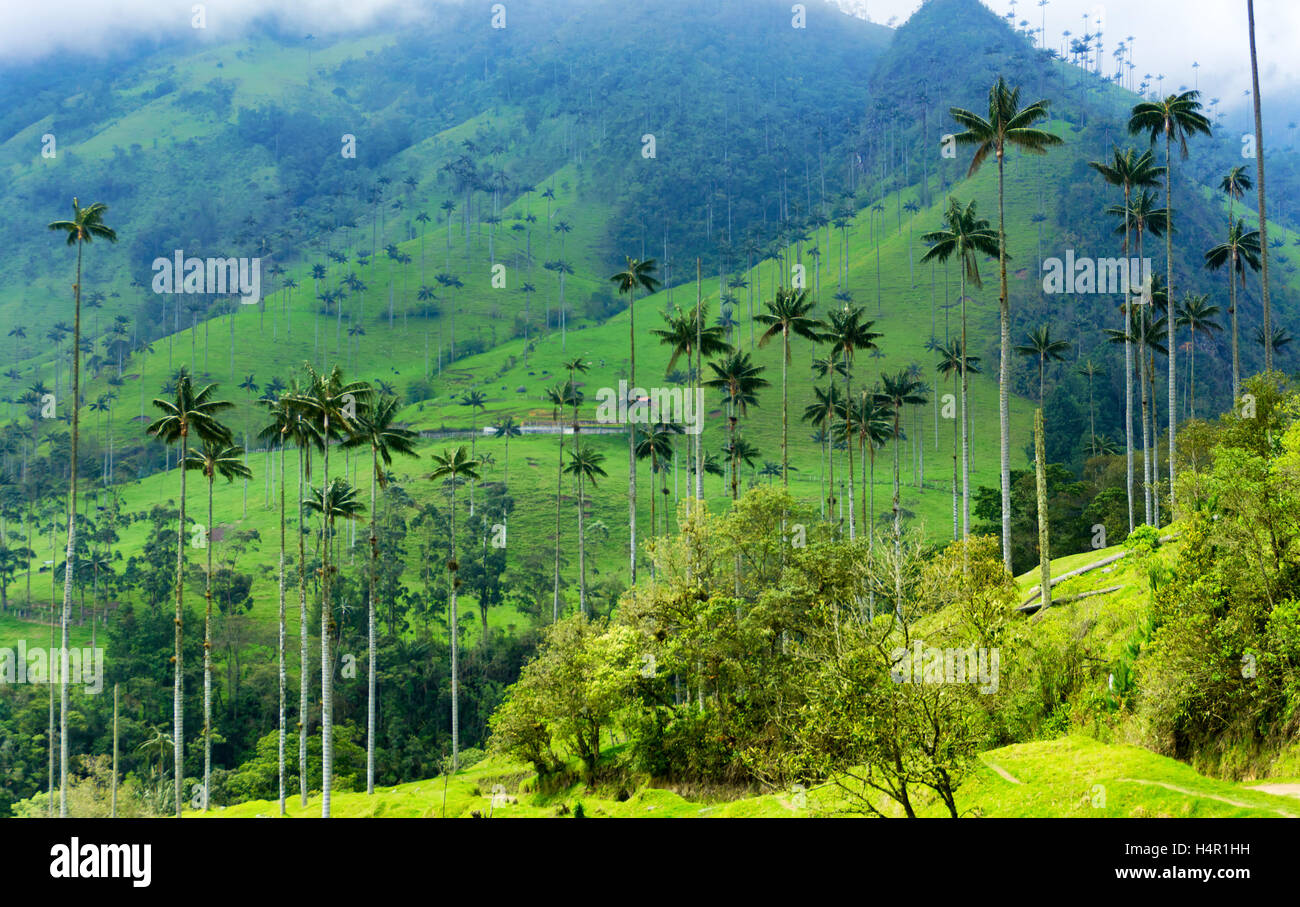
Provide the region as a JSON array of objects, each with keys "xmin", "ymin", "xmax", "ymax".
[
  {"xmin": 845, "ymin": 0, "xmax": 1299, "ymax": 115},
  {"xmin": 0, "ymin": 0, "xmax": 1294, "ymax": 119}
]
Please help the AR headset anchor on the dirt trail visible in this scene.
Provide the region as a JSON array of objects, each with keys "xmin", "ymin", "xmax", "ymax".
[
  {"xmin": 1119, "ymin": 778, "xmax": 1297, "ymax": 817},
  {"xmin": 983, "ymin": 760, "xmax": 1022, "ymax": 785}
]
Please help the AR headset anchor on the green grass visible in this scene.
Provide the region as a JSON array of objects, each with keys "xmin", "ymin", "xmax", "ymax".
[{"xmin": 205, "ymin": 735, "xmax": 1300, "ymax": 818}]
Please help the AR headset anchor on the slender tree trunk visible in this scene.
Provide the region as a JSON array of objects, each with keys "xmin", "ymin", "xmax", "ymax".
[
  {"xmin": 277, "ymin": 442, "xmax": 286, "ymax": 815},
  {"xmin": 781, "ymin": 330, "xmax": 790, "ymax": 486},
  {"xmin": 367, "ymin": 448, "xmax": 378, "ymax": 794},
  {"xmin": 845, "ymin": 370, "xmax": 856, "ymax": 540},
  {"xmin": 449, "ymin": 484, "xmax": 460, "ymax": 770},
  {"xmin": 58, "ymin": 240, "xmax": 84, "ymax": 818},
  {"xmin": 997, "ymin": 151, "xmax": 1013, "ymax": 571},
  {"xmin": 173, "ymin": 429, "xmax": 187, "ymax": 818},
  {"xmin": 1249, "ymin": 0, "xmax": 1273, "ymax": 372},
  {"xmin": 1230, "ymin": 262, "xmax": 1240, "ymax": 401},
  {"xmin": 203, "ymin": 476, "xmax": 214, "ymax": 811},
  {"xmin": 1035, "ymin": 408, "xmax": 1052, "ymax": 611},
  {"xmin": 628, "ymin": 287, "xmax": 638, "ymax": 586},
  {"xmin": 320, "ymin": 419, "xmax": 332, "ymax": 818},
  {"xmin": 577, "ymin": 473, "xmax": 587, "ymax": 614},
  {"xmin": 553, "ymin": 408, "xmax": 564, "ymax": 622},
  {"xmin": 111, "ymin": 682, "xmax": 119, "ymax": 818},
  {"xmin": 1123, "ymin": 194, "xmax": 1135, "ymax": 534},
  {"xmin": 298, "ymin": 445, "xmax": 308, "ymax": 807},
  {"xmin": 960, "ymin": 271, "xmax": 971, "ymax": 540},
  {"xmin": 1164, "ymin": 130, "xmax": 1177, "ymax": 515}
]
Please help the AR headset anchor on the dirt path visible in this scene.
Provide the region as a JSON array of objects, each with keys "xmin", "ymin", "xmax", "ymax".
[
  {"xmin": 983, "ymin": 760, "xmax": 1022, "ymax": 785},
  {"xmin": 1118, "ymin": 778, "xmax": 1297, "ymax": 817},
  {"xmin": 1246, "ymin": 783, "xmax": 1300, "ymax": 799}
]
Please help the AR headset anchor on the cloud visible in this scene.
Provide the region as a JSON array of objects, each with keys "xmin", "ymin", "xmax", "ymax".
[{"xmin": 0, "ymin": 0, "xmax": 449, "ymax": 63}]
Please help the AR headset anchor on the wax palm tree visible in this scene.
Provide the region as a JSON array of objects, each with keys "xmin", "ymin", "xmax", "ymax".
[
  {"xmin": 47, "ymin": 197, "xmax": 116, "ymax": 816},
  {"xmin": 704, "ymin": 352, "xmax": 769, "ymax": 500},
  {"xmin": 842, "ymin": 391, "xmax": 894, "ymax": 546},
  {"xmin": 635, "ymin": 424, "xmax": 677, "ymax": 544},
  {"xmin": 802, "ymin": 383, "xmax": 843, "ymax": 521},
  {"xmin": 1219, "ymin": 165, "xmax": 1253, "ymax": 227},
  {"xmin": 920, "ymin": 198, "xmax": 999, "ymax": 538},
  {"xmin": 458, "ymin": 390, "xmax": 488, "ymax": 515},
  {"xmin": 427, "ymin": 446, "xmax": 480, "ymax": 771},
  {"xmin": 254, "ymin": 392, "xmax": 304, "ymax": 814},
  {"xmin": 820, "ymin": 305, "xmax": 882, "ymax": 538},
  {"xmin": 610, "ymin": 257, "xmax": 660, "ymax": 586},
  {"xmin": 876, "ymin": 371, "xmax": 927, "ymax": 604},
  {"xmin": 490, "ymin": 417, "xmax": 522, "ymax": 490},
  {"xmin": 341, "ymin": 394, "xmax": 418, "ymax": 795},
  {"xmin": 182, "ymin": 438, "xmax": 251, "ymax": 811},
  {"xmin": 1092, "ymin": 146, "xmax": 1164, "ymax": 534},
  {"xmin": 1204, "ymin": 220, "xmax": 1262, "ymax": 401},
  {"xmin": 1174, "ymin": 294, "xmax": 1221, "ymax": 418},
  {"xmin": 1076, "ymin": 359, "xmax": 1101, "ymax": 455},
  {"xmin": 652, "ymin": 302, "xmax": 731, "ymax": 503},
  {"xmin": 146, "ymin": 368, "xmax": 233, "ymax": 817},
  {"xmin": 288, "ymin": 365, "xmax": 371, "ymax": 817},
  {"xmin": 1130, "ymin": 90, "xmax": 1213, "ymax": 514},
  {"xmin": 544, "ymin": 382, "xmax": 576, "ymax": 622},
  {"xmin": 936, "ymin": 341, "xmax": 981, "ymax": 540},
  {"xmin": 1255, "ymin": 326, "xmax": 1292, "ymax": 354},
  {"xmin": 950, "ymin": 77, "xmax": 1063, "ymax": 570},
  {"xmin": 1016, "ymin": 325, "xmax": 1071, "ymax": 405},
  {"xmin": 755, "ymin": 287, "xmax": 823, "ymax": 486},
  {"xmin": 1246, "ymin": 0, "xmax": 1274, "ymax": 372},
  {"xmin": 564, "ymin": 445, "xmax": 606, "ymax": 614}
]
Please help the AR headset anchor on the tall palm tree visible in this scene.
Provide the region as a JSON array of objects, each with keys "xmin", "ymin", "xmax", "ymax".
[
  {"xmin": 545, "ymin": 382, "xmax": 576, "ymax": 622},
  {"xmin": 635, "ymin": 424, "xmax": 677, "ymax": 544},
  {"xmin": 47, "ymin": 197, "xmax": 116, "ymax": 816},
  {"xmin": 1015, "ymin": 325, "xmax": 1072, "ymax": 405},
  {"xmin": 841, "ymin": 391, "xmax": 893, "ymax": 547},
  {"xmin": 342, "ymin": 394, "xmax": 418, "ymax": 795},
  {"xmin": 920, "ymin": 198, "xmax": 999, "ymax": 538},
  {"xmin": 458, "ymin": 390, "xmax": 488, "ymax": 515},
  {"xmin": 610, "ymin": 258, "xmax": 661, "ymax": 586},
  {"xmin": 652, "ymin": 302, "xmax": 732, "ymax": 505},
  {"xmin": 564, "ymin": 445, "xmax": 606, "ymax": 614},
  {"xmin": 1246, "ymin": 0, "xmax": 1273, "ymax": 372},
  {"xmin": 1205, "ymin": 220, "xmax": 1262, "ymax": 401},
  {"xmin": 427, "ymin": 446, "xmax": 480, "ymax": 771},
  {"xmin": 820, "ymin": 306, "xmax": 882, "ymax": 538},
  {"xmin": 1092, "ymin": 146, "xmax": 1165, "ymax": 534},
  {"xmin": 491, "ymin": 417, "xmax": 522, "ymax": 491},
  {"xmin": 255, "ymin": 392, "xmax": 306, "ymax": 815},
  {"xmin": 182, "ymin": 438, "xmax": 250, "ymax": 811},
  {"xmin": 146, "ymin": 369, "xmax": 233, "ymax": 817},
  {"xmin": 950, "ymin": 77, "xmax": 1063, "ymax": 570},
  {"xmin": 289, "ymin": 365, "xmax": 371, "ymax": 817},
  {"xmin": 1174, "ymin": 294, "xmax": 1221, "ymax": 418},
  {"xmin": 1219, "ymin": 165, "xmax": 1253, "ymax": 228},
  {"xmin": 802, "ymin": 383, "xmax": 843, "ymax": 522},
  {"xmin": 876, "ymin": 371, "xmax": 928, "ymax": 603},
  {"xmin": 936, "ymin": 341, "xmax": 981, "ymax": 540},
  {"xmin": 755, "ymin": 287, "xmax": 823, "ymax": 486},
  {"xmin": 1130, "ymin": 90, "xmax": 1213, "ymax": 514},
  {"xmin": 704, "ymin": 352, "xmax": 769, "ymax": 501}
]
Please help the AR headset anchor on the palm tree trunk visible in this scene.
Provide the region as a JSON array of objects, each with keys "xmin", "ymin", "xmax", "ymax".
[
  {"xmin": 1123, "ymin": 194, "xmax": 1135, "ymax": 534},
  {"xmin": 951, "ymin": 377, "xmax": 959, "ymax": 542},
  {"xmin": 628, "ymin": 288, "xmax": 638, "ymax": 586},
  {"xmin": 320, "ymin": 421, "xmax": 332, "ymax": 818},
  {"xmin": 553, "ymin": 411, "xmax": 564, "ymax": 622},
  {"xmin": 844, "ymin": 371, "xmax": 856, "ymax": 540},
  {"xmin": 577, "ymin": 474, "xmax": 587, "ymax": 614},
  {"xmin": 277, "ymin": 442, "xmax": 286, "ymax": 816},
  {"xmin": 1035, "ymin": 408, "xmax": 1052, "ymax": 611},
  {"xmin": 58, "ymin": 239, "xmax": 83, "ymax": 818},
  {"xmin": 781, "ymin": 331, "xmax": 790, "ymax": 486},
  {"xmin": 366, "ymin": 448, "xmax": 378, "ymax": 795},
  {"xmin": 449, "ymin": 483, "xmax": 460, "ymax": 770},
  {"xmin": 1229, "ymin": 262, "xmax": 1240, "ymax": 401},
  {"xmin": 1248, "ymin": 0, "xmax": 1273, "ymax": 372},
  {"xmin": 1164, "ymin": 130, "xmax": 1177, "ymax": 515},
  {"xmin": 960, "ymin": 272, "xmax": 971, "ymax": 539},
  {"xmin": 203, "ymin": 475, "xmax": 214, "ymax": 810},
  {"xmin": 174, "ymin": 430, "xmax": 187, "ymax": 818},
  {"xmin": 298, "ymin": 445, "xmax": 308, "ymax": 807},
  {"xmin": 997, "ymin": 150, "xmax": 1013, "ymax": 571}
]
